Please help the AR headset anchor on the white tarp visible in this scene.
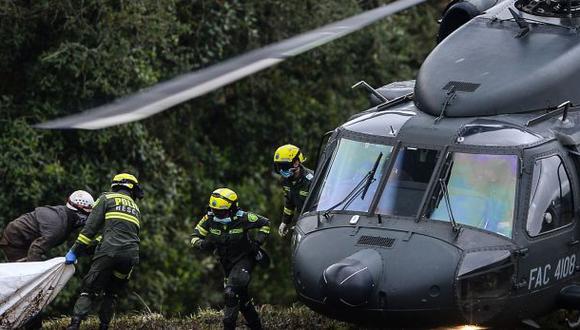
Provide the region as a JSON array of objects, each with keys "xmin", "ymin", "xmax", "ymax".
[{"xmin": 0, "ymin": 257, "xmax": 74, "ymax": 329}]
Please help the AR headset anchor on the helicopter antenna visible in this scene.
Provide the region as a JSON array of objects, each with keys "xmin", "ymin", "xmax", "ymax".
[
  {"xmin": 352, "ymin": 81, "xmax": 389, "ymax": 103},
  {"xmin": 525, "ymin": 101, "xmax": 575, "ymax": 126}
]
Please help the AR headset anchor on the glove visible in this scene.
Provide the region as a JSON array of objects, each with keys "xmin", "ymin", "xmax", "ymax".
[
  {"xmin": 250, "ymin": 240, "xmax": 261, "ymax": 254},
  {"xmin": 196, "ymin": 239, "xmax": 214, "ymax": 252},
  {"xmin": 278, "ymin": 223, "xmax": 288, "ymax": 237},
  {"xmin": 65, "ymin": 250, "xmax": 77, "ymax": 264}
]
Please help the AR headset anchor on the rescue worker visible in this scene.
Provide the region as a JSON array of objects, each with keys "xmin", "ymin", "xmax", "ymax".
[
  {"xmin": 65, "ymin": 173, "xmax": 144, "ymax": 330},
  {"xmin": 191, "ymin": 188, "xmax": 270, "ymax": 330},
  {"xmin": 273, "ymin": 144, "xmax": 313, "ymax": 237},
  {"xmin": 0, "ymin": 190, "xmax": 94, "ymax": 262}
]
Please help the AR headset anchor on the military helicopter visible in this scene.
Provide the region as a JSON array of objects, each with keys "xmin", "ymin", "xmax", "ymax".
[{"xmin": 36, "ymin": 0, "xmax": 580, "ymax": 327}]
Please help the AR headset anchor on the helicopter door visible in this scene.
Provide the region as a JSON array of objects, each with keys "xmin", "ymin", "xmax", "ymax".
[{"xmin": 518, "ymin": 155, "xmax": 576, "ymax": 294}]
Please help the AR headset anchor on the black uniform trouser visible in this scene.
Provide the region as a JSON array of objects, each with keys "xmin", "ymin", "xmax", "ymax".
[
  {"xmin": 222, "ymin": 256, "xmax": 261, "ymax": 330},
  {"xmin": 72, "ymin": 254, "xmax": 135, "ymax": 325}
]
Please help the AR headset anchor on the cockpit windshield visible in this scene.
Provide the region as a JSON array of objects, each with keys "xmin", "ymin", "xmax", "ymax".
[
  {"xmin": 427, "ymin": 152, "xmax": 518, "ymax": 238},
  {"xmin": 376, "ymin": 147, "xmax": 439, "ymax": 217},
  {"xmin": 315, "ymin": 139, "xmax": 393, "ymax": 212}
]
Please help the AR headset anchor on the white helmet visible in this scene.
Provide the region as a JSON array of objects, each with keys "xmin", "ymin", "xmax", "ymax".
[{"xmin": 66, "ymin": 190, "xmax": 95, "ymax": 214}]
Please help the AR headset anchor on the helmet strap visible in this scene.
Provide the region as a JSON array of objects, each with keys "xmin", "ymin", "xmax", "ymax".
[{"xmin": 67, "ymin": 200, "xmax": 91, "ymax": 215}]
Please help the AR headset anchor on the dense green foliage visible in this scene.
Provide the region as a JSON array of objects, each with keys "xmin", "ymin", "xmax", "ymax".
[{"xmin": 0, "ymin": 0, "xmax": 441, "ymax": 317}]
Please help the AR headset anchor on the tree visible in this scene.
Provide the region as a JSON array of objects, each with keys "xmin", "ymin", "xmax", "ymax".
[{"xmin": 0, "ymin": 0, "xmax": 440, "ymax": 315}]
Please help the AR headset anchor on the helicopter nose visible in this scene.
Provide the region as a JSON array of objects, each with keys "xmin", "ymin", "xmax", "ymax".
[{"xmin": 321, "ymin": 249, "xmax": 382, "ymax": 307}]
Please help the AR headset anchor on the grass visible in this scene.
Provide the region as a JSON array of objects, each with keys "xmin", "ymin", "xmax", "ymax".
[
  {"xmin": 43, "ymin": 304, "xmax": 354, "ymax": 330},
  {"xmin": 43, "ymin": 305, "xmax": 575, "ymax": 329}
]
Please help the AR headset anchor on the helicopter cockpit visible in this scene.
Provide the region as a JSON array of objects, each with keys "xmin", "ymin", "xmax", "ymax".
[
  {"xmin": 305, "ymin": 110, "xmax": 548, "ymax": 239},
  {"xmin": 292, "ymin": 92, "xmax": 580, "ymax": 326}
]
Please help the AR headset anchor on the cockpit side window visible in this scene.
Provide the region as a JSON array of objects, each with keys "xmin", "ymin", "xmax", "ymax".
[
  {"xmin": 427, "ymin": 152, "xmax": 518, "ymax": 238},
  {"xmin": 312, "ymin": 138, "xmax": 393, "ymax": 213},
  {"xmin": 526, "ymin": 156, "xmax": 574, "ymax": 236}
]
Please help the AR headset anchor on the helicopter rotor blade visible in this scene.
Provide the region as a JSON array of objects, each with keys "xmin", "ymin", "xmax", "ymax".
[{"xmin": 36, "ymin": 0, "xmax": 427, "ymax": 130}]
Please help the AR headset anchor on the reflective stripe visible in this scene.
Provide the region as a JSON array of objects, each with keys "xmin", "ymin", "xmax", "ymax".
[
  {"xmin": 191, "ymin": 237, "xmax": 201, "ymax": 246},
  {"xmin": 94, "ymin": 235, "xmax": 103, "ymax": 243},
  {"xmin": 259, "ymin": 226, "xmax": 271, "ymax": 234},
  {"xmin": 196, "ymin": 225, "xmax": 208, "ymax": 236},
  {"xmin": 93, "ymin": 197, "xmax": 103, "ymax": 208},
  {"xmin": 106, "ymin": 193, "xmax": 140, "ymax": 211},
  {"xmin": 210, "ymin": 228, "xmax": 221, "ymax": 235},
  {"xmin": 283, "ymin": 207, "xmax": 294, "ymax": 215},
  {"xmin": 105, "ymin": 193, "xmax": 135, "ymax": 202},
  {"xmin": 299, "ymin": 190, "xmax": 309, "ymax": 197},
  {"xmin": 77, "ymin": 233, "xmax": 92, "ymax": 245},
  {"xmin": 113, "ymin": 269, "xmax": 132, "ymax": 279},
  {"xmin": 229, "ymin": 228, "xmax": 244, "ymax": 234},
  {"xmin": 105, "ymin": 212, "xmax": 140, "ymax": 227},
  {"xmin": 196, "ymin": 216, "xmax": 209, "ymax": 236},
  {"xmin": 282, "ymin": 186, "xmax": 290, "ymax": 191}
]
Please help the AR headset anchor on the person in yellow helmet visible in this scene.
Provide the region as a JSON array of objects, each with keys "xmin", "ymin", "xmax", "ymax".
[
  {"xmin": 273, "ymin": 144, "xmax": 314, "ymax": 236},
  {"xmin": 65, "ymin": 173, "xmax": 144, "ymax": 330},
  {"xmin": 191, "ymin": 188, "xmax": 270, "ymax": 330}
]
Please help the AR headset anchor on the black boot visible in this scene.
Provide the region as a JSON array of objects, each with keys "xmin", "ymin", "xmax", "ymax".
[
  {"xmin": 240, "ymin": 299, "xmax": 262, "ymax": 330},
  {"xmin": 98, "ymin": 323, "xmax": 109, "ymax": 330},
  {"xmin": 246, "ymin": 319, "xmax": 263, "ymax": 330},
  {"xmin": 66, "ymin": 316, "xmax": 82, "ymax": 330}
]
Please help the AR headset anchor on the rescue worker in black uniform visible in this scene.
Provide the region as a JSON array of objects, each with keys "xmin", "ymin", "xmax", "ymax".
[
  {"xmin": 0, "ymin": 190, "xmax": 94, "ymax": 330},
  {"xmin": 65, "ymin": 173, "xmax": 144, "ymax": 330},
  {"xmin": 0, "ymin": 190, "xmax": 94, "ymax": 262},
  {"xmin": 191, "ymin": 188, "xmax": 270, "ymax": 330},
  {"xmin": 273, "ymin": 144, "xmax": 313, "ymax": 237}
]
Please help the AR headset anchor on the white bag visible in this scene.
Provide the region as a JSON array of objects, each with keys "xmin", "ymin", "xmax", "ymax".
[{"xmin": 0, "ymin": 257, "xmax": 75, "ymax": 329}]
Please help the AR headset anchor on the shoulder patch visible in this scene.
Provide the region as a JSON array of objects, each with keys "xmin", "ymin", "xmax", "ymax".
[
  {"xmin": 305, "ymin": 173, "xmax": 314, "ymax": 180},
  {"xmin": 247, "ymin": 213, "xmax": 259, "ymax": 222}
]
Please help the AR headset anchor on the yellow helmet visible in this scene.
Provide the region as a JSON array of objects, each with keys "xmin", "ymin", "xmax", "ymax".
[
  {"xmin": 209, "ymin": 188, "xmax": 238, "ymax": 210},
  {"xmin": 273, "ymin": 144, "xmax": 305, "ymax": 164},
  {"xmin": 111, "ymin": 173, "xmax": 144, "ymax": 199}
]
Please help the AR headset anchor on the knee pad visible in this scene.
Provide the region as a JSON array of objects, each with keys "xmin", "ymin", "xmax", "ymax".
[
  {"xmin": 229, "ymin": 268, "xmax": 251, "ymax": 287},
  {"xmin": 102, "ymin": 292, "xmax": 118, "ymax": 301},
  {"xmin": 224, "ymin": 286, "xmax": 239, "ymax": 307},
  {"xmin": 80, "ymin": 291, "xmax": 97, "ymax": 298}
]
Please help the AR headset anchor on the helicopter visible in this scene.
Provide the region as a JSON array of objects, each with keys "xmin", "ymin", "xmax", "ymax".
[{"xmin": 35, "ymin": 0, "xmax": 580, "ymax": 327}]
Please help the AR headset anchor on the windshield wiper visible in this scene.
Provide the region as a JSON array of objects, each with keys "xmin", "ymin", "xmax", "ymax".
[
  {"xmin": 361, "ymin": 152, "xmax": 383, "ymax": 200},
  {"xmin": 502, "ymin": 8, "xmax": 574, "ymax": 34},
  {"xmin": 438, "ymin": 178, "xmax": 461, "ymax": 233},
  {"xmin": 323, "ymin": 152, "xmax": 383, "ymax": 219}
]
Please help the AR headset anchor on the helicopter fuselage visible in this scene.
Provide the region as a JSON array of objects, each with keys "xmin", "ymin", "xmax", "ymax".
[
  {"xmin": 291, "ymin": 91, "xmax": 580, "ymax": 326},
  {"xmin": 291, "ymin": 0, "xmax": 580, "ymax": 326}
]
